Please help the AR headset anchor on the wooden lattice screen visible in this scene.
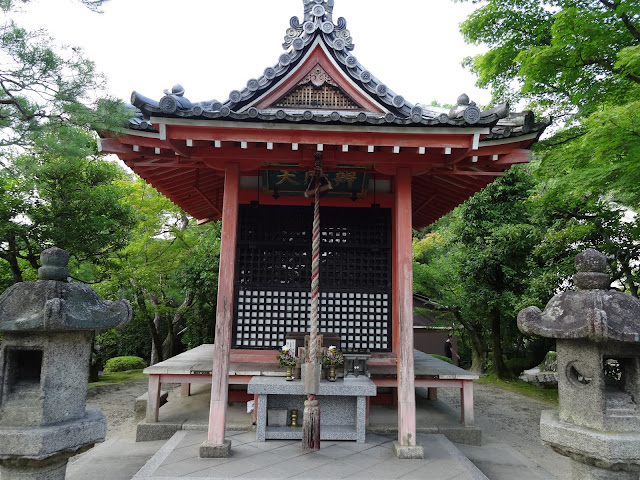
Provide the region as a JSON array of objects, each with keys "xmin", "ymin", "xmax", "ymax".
[
  {"xmin": 233, "ymin": 205, "xmax": 392, "ymax": 352},
  {"xmin": 274, "ymin": 84, "xmax": 361, "ymax": 110}
]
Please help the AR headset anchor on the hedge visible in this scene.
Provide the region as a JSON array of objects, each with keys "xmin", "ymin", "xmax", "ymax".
[{"xmin": 103, "ymin": 356, "xmax": 147, "ymax": 373}]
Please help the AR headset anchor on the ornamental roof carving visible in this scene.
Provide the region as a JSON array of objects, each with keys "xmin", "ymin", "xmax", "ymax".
[{"xmin": 126, "ymin": 0, "xmax": 547, "ymax": 141}]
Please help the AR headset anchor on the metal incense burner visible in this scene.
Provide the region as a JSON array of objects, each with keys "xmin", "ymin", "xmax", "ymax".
[{"xmin": 343, "ymin": 349, "xmax": 371, "ymax": 379}]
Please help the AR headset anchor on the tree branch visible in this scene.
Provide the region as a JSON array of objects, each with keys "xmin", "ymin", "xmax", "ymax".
[{"xmin": 597, "ymin": 0, "xmax": 640, "ymax": 41}]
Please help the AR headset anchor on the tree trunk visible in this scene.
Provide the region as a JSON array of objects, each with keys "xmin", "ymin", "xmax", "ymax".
[
  {"xmin": 6, "ymin": 235, "xmax": 23, "ymax": 284},
  {"xmin": 161, "ymin": 290, "xmax": 194, "ymax": 360},
  {"xmin": 467, "ymin": 324, "xmax": 485, "ymax": 375},
  {"xmin": 451, "ymin": 309, "xmax": 485, "ymax": 374},
  {"xmin": 490, "ymin": 308, "xmax": 510, "ymax": 379},
  {"xmin": 150, "ymin": 309, "xmax": 163, "ymax": 366},
  {"xmin": 136, "ymin": 290, "xmax": 163, "ymax": 365},
  {"xmin": 621, "ymin": 263, "xmax": 638, "ymax": 298}
]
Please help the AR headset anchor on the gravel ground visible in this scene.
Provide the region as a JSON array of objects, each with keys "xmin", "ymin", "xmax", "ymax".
[
  {"xmin": 87, "ymin": 378, "xmax": 571, "ymax": 479},
  {"xmin": 438, "ymin": 383, "xmax": 571, "ymax": 480},
  {"xmin": 86, "ymin": 378, "xmax": 149, "ymax": 441}
]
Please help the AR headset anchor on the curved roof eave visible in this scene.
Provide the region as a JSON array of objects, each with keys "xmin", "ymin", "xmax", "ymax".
[{"xmin": 124, "ymin": 1, "xmax": 549, "ymax": 143}]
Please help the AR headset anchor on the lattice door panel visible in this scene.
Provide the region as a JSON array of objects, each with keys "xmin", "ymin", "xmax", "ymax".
[
  {"xmin": 233, "ymin": 205, "xmax": 392, "ymax": 352},
  {"xmin": 235, "ymin": 290, "xmax": 390, "ymax": 351}
]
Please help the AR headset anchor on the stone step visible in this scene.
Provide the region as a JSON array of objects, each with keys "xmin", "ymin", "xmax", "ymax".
[
  {"xmin": 605, "ymin": 391, "xmax": 637, "ymax": 411},
  {"xmin": 134, "ymin": 390, "xmax": 169, "ymax": 422}
]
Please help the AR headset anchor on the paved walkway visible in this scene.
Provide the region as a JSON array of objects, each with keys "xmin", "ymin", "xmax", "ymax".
[
  {"xmin": 68, "ymin": 429, "xmax": 558, "ymax": 480},
  {"xmin": 134, "ymin": 431, "xmax": 487, "ymax": 480}
]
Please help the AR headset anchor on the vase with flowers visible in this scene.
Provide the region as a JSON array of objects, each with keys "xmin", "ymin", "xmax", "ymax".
[
  {"xmin": 321, "ymin": 345, "xmax": 344, "ymax": 382},
  {"xmin": 277, "ymin": 345, "xmax": 297, "ymax": 380}
]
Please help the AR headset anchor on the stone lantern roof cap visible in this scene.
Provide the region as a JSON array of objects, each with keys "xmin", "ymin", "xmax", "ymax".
[
  {"xmin": 0, "ymin": 247, "xmax": 132, "ymax": 332},
  {"xmin": 518, "ymin": 249, "xmax": 640, "ymax": 343}
]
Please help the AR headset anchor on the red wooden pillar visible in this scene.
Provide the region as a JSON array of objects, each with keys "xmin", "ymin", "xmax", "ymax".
[
  {"xmin": 201, "ymin": 163, "xmax": 240, "ymax": 457},
  {"xmin": 393, "ymin": 167, "xmax": 423, "ymax": 458}
]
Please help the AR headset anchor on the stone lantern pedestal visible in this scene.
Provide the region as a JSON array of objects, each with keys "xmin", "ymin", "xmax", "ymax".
[
  {"xmin": 518, "ymin": 249, "xmax": 640, "ymax": 480},
  {"xmin": 0, "ymin": 248, "xmax": 131, "ymax": 479}
]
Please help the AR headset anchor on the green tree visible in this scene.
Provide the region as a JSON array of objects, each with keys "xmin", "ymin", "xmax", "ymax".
[
  {"xmin": 0, "ymin": 1, "xmax": 126, "ymax": 164},
  {"xmin": 0, "ymin": 149, "xmax": 136, "ymax": 283},
  {"xmin": 458, "ymin": 0, "xmax": 639, "ymax": 116},
  {"xmin": 528, "ymin": 174, "xmax": 640, "ymax": 299},
  {"xmin": 95, "ymin": 180, "xmax": 220, "ymax": 364},
  {"xmin": 413, "ymin": 229, "xmax": 488, "ymax": 374},
  {"xmin": 0, "ymin": 0, "xmax": 135, "ymax": 283},
  {"xmin": 450, "ymin": 167, "xmax": 540, "ymax": 379},
  {"xmin": 457, "ymin": 0, "xmax": 640, "ymax": 206}
]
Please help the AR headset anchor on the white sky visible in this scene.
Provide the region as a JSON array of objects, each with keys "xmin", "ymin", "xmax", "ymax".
[{"xmin": 12, "ymin": 0, "xmax": 491, "ymax": 109}]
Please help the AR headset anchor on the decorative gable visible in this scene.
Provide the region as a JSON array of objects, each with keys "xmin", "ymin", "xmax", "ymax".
[
  {"xmin": 272, "ymin": 64, "xmax": 362, "ymax": 110},
  {"xmin": 252, "ymin": 43, "xmax": 386, "ymax": 114}
]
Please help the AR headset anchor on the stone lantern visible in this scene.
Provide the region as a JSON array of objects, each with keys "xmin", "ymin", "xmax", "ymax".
[
  {"xmin": 518, "ymin": 249, "xmax": 640, "ymax": 480},
  {"xmin": 0, "ymin": 247, "xmax": 131, "ymax": 480}
]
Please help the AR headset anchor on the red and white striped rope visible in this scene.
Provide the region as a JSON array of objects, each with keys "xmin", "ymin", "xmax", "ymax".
[{"xmin": 308, "ymin": 155, "xmax": 321, "ymax": 364}]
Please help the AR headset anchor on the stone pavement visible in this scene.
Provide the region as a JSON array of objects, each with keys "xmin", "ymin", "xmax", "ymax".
[
  {"xmin": 68, "ymin": 430, "xmax": 560, "ymax": 480},
  {"xmin": 67, "ymin": 384, "xmax": 565, "ymax": 479},
  {"xmin": 135, "ymin": 431, "xmax": 486, "ymax": 480}
]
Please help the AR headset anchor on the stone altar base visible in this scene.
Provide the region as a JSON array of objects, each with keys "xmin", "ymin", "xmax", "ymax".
[
  {"xmin": 135, "ymin": 383, "xmax": 483, "ymax": 446},
  {"xmin": 248, "ymin": 376, "xmax": 376, "ymax": 443}
]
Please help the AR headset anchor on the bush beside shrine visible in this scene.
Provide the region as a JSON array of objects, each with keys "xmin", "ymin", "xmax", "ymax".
[
  {"xmin": 103, "ymin": 356, "xmax": 147, "ymax": 373},
  {"xmin": 430, "ymin": 354, "xmax": 453, "ymax": 364}
]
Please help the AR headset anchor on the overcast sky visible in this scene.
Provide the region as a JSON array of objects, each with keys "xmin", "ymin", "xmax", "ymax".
[{"xmin": 12, "ymin": 0, "xmax": 491, "ymax": 108}]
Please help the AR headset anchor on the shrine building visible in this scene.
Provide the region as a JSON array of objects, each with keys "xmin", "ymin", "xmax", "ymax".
[{"xmin": 99, "ymin": 0, "xmax": 546, "ymax": 458}]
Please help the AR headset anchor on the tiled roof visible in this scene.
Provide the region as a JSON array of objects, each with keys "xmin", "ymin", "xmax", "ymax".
[{"xmin": 126, "ymin": 0, "xmax": 547, "ymax": 141}]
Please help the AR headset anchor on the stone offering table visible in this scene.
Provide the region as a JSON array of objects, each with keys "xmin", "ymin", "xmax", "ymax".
[{"xmin": 248, "ymin": 376, "xmax": 376, "ymax": 443}]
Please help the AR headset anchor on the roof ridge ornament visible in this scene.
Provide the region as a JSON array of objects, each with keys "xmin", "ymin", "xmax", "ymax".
[
  {"xmin": 285, "ymin": 0, "xmax": 353, "ymax": 51},
  {"xmin": 303, "ymin": 0, "xmax": 334, "ymax": 23}
]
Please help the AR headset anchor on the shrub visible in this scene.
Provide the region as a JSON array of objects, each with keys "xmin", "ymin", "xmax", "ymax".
[
  {"xmin": 505, "ymin": 357, "xmax": 534, "ymax": 377},
  {"xmin": 103, "ymin": 356, "xmax": 147, "ymax": 373},
  {"xmin": 430, "ymin": 354, "xmax": 453, "ymax": 364},
  {"xmin": 539, "ymin": 351, "xmax": 557, "ymax": 372}
]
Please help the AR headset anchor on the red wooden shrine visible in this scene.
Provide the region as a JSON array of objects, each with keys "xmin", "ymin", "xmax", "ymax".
[{"xmin": 100, "ymin": 0, "xmax": 546, "ymax": 456}]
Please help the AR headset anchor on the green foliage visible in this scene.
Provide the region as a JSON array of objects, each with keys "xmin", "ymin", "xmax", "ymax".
[
  {"xmin": 103, "ymin": 356, "xmax": 147, "ymax": 373},
  {"xmin": 0, "ymin": 0, "xmax": 133, "ymax": 285},
  {"xmin": 94, "ymin": 180, "xmax": 221, "ymax": 363},
  {"xmin": 452, "ymin": 167, "xmax": 541, "ymax": 378},
  {"xmin": 535, "ymin": 102, "xmax": 640, "ymax": 207},
  {"xmin": 538, "ymin": 351, "xmax": 557, "ymax": 372},
  {"xmin": 92, "ymin": 329, "xmax": 118, "ymax": 364},
  {"xmin": 458, "ymin": 0, "xmax": 639, "ymax": 116},
  {"xmin": 504, "ymin": 357, "xmax": 536, "ymax": 377},
  {"xmin": 88, "ymin": 369, "xmax": 146, "ymax": 389},
  {"xmin": 0, "ymin": 14, "xmax": 128, "ymax": 160},
  {"xmin": 457, "ymin": 0, "xmax": 640, "ymax": 207},
  {"xmin": 179, "ymin": 222, "xmax": 221, "ymax": 349},
  {"xmin": 0, "ymin": 152, "xmax": 137, "ymax": 283},
  {"xmin": 429, "ymin": 354, "xmax": 453, "ymax": 364}
]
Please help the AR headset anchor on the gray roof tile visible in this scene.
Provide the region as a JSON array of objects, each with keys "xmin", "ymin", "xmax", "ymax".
[{"xmin": 126, "ymin": 1, "xmax": 548, "ymax": 141}]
